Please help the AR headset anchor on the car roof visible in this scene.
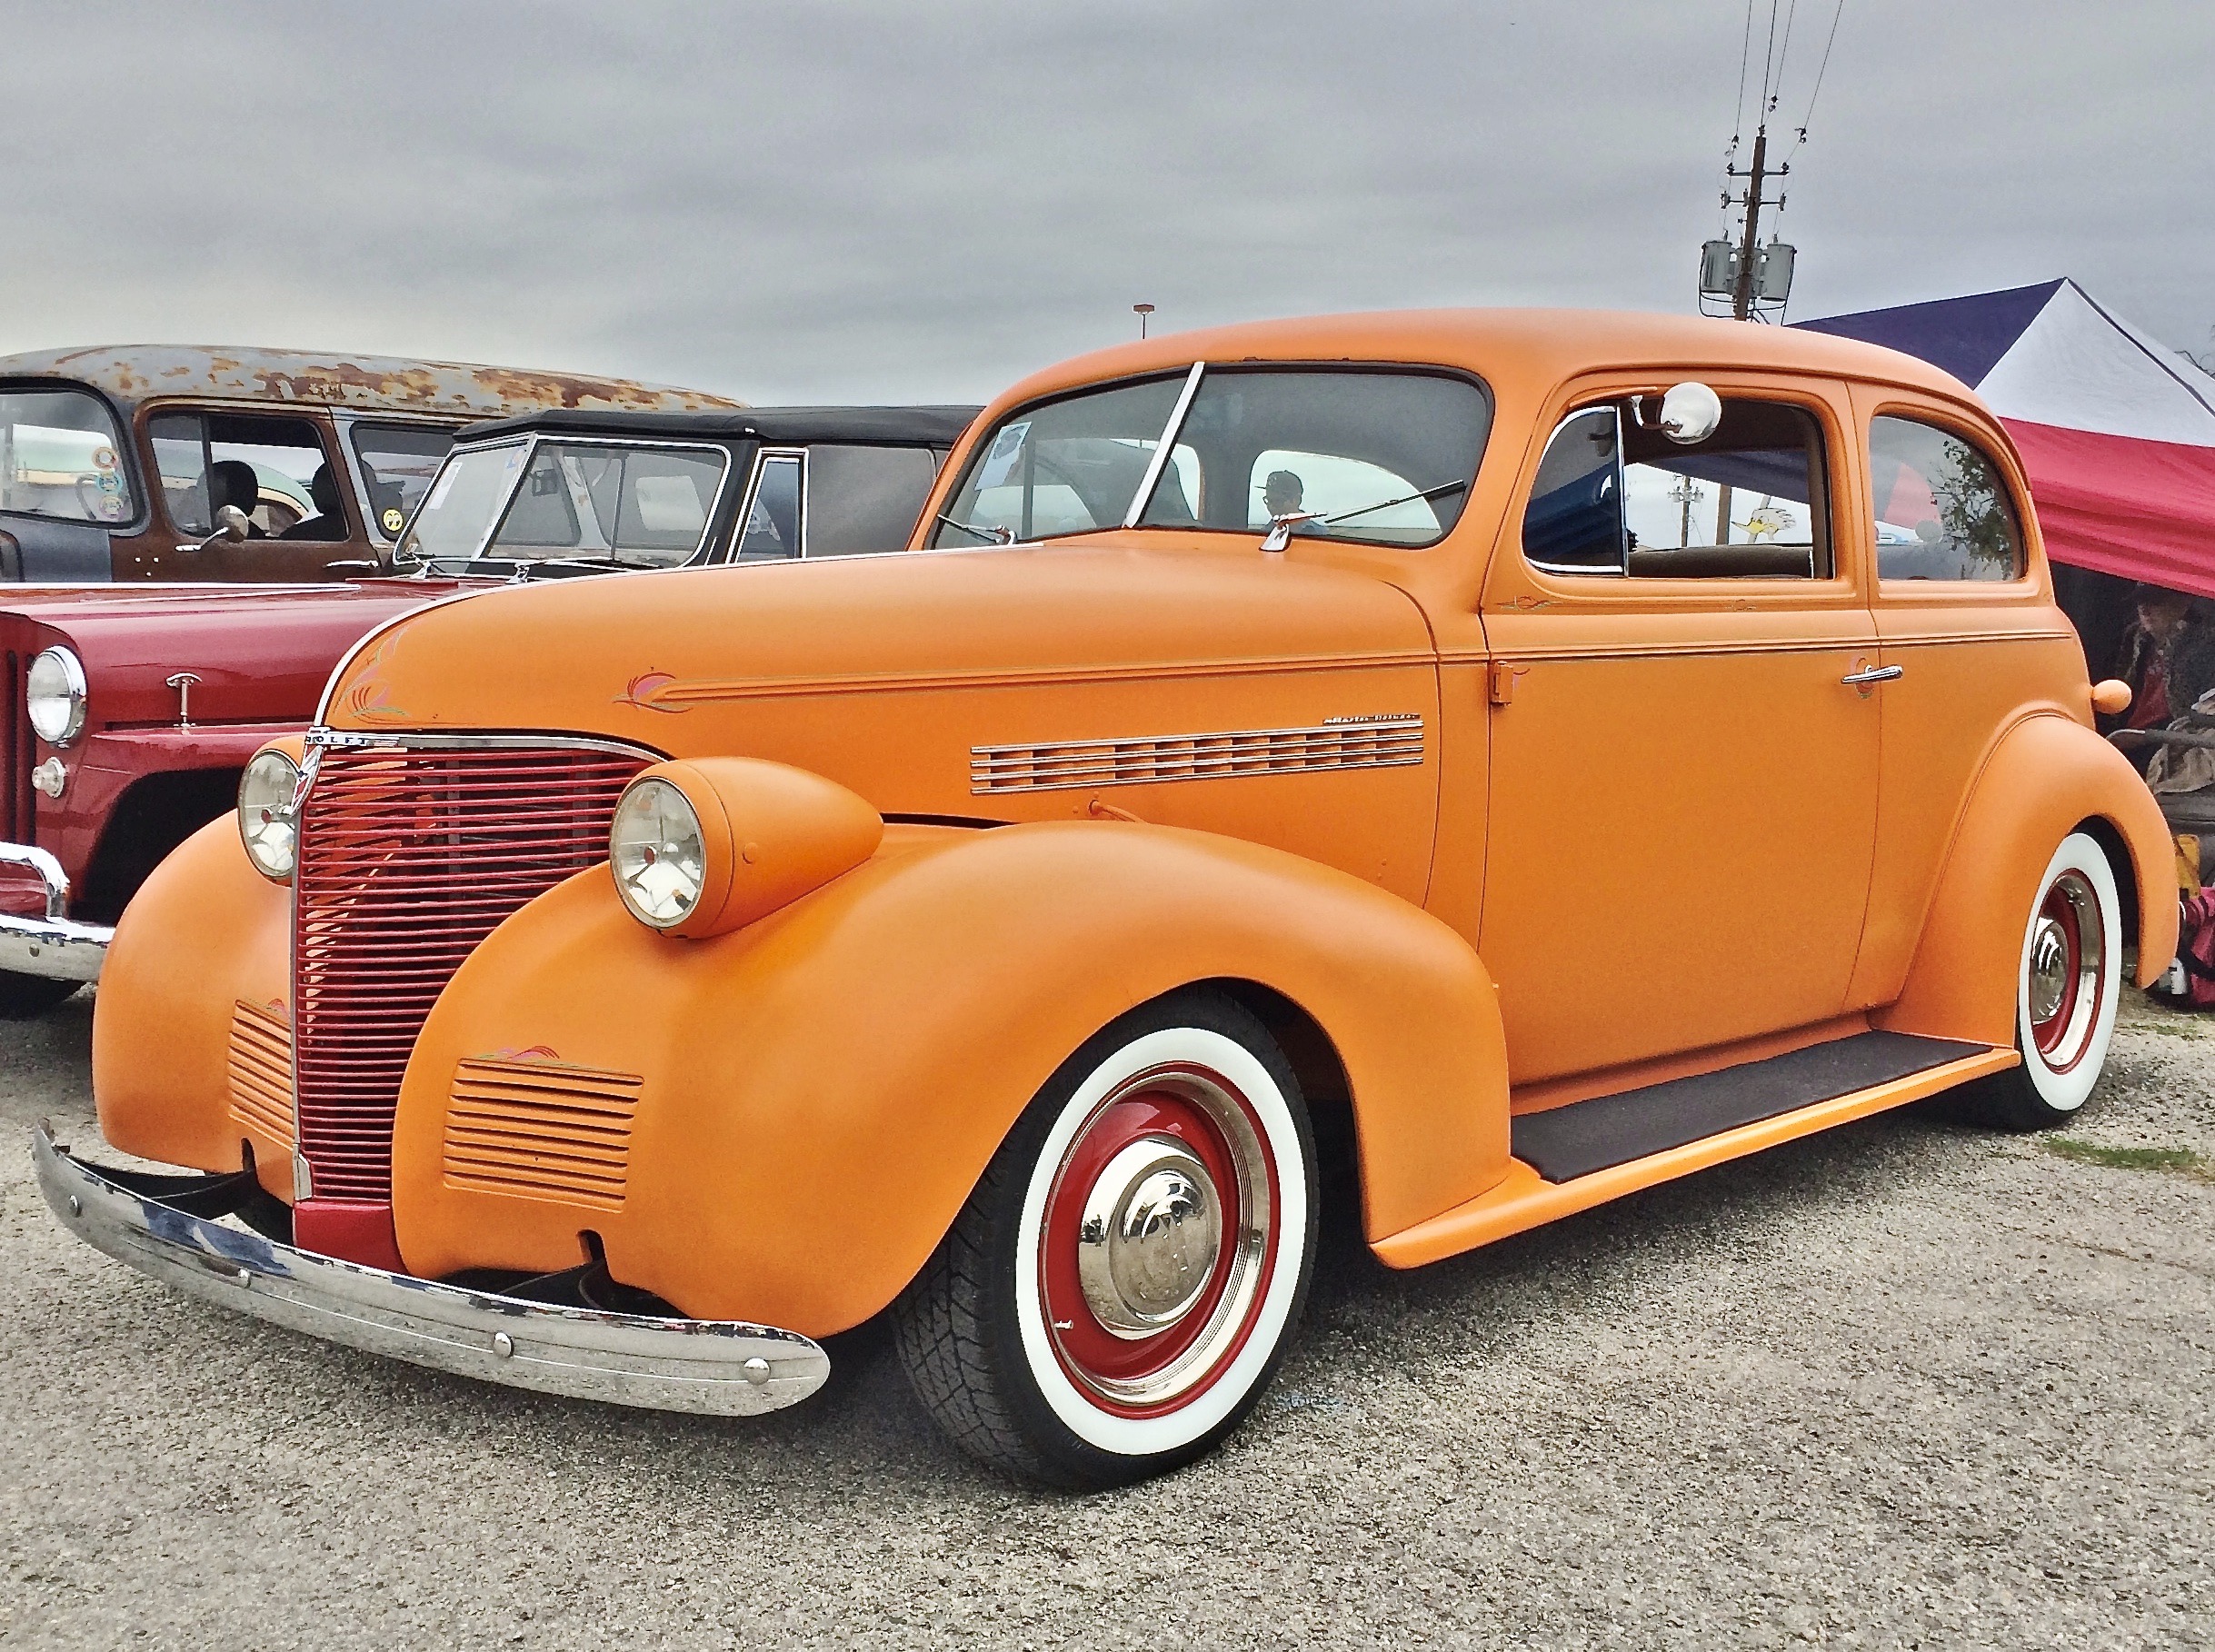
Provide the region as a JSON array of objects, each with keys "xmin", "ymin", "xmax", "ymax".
[
  {"xmin": 456, "ymin": 404, "xmax": 984, "ymax": 446},
  {"xmin": 0, "ymin": 344, "xmax": 743, "ymax": 420},
  {"xmin": 983, "ymin": 307, "xmax": 1982, "ymax": 413}
]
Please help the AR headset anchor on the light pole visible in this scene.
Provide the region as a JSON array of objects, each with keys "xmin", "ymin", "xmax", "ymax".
[{"xmin": 1133, "ymin": 304, "xmax": 1154, "ymax": 339}]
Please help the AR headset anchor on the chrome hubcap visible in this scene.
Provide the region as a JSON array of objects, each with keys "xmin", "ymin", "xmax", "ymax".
[
  {"xmin": 1076, "ymin": 1136, "xmax": 1222, "ymax": 1339},
  {"xmin": 2028, "ymin": 916, "xmax": 2072, "ymax": 1024}
]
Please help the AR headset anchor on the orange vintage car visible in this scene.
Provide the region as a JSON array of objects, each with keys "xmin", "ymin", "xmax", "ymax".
[{"xmin": 39, "ymin": 310, "xmax": 2177, "ymax": 1488}]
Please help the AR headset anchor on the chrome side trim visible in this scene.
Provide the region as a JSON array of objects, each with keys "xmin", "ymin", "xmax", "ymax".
[
  {"xmin": 972, "ymin": 713, "xmax": 1424, "ymax": 794},
  {"xmin": 32, "ymin": 1120, "xmax": 829, "ymax": 1417},
  {"xmin": 0, "ymin": 844, "xmax": 105, "ymax": 980},
  {"xmin": 303, "ymin": 728, "xmax": 664, "ymax": 761}
]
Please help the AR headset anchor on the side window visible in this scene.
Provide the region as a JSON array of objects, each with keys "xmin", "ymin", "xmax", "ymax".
[
  {"xmin": 0, "ymin": 387, "xmax": 134, "ymax": 525},
  {"xmin": 145, "ymin": 410, "xmax": 340, "ymax": 541},
  {"xmin": 805, "ymin": 444, "xmax": 939, "ymax": 555},
  {"xmin": 351, "ymin": 424, "xmax": 454, "ymax": 539},
  {"xmin": 1522, "ymin": 397, "xmax": 1830, "ymax": 579},
  {"xmin": 735, "ymin": 453, "xmax": 803, "ymax": 560},
  {"xmin": 1869, "ymin": 415, "xmax": 2022, "ymax": 582}
]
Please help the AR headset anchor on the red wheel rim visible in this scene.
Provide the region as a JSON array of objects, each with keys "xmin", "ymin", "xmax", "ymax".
[{"xmin": 1037, "ymin": 1064, "xmax": 1280, "ymax": 1418}]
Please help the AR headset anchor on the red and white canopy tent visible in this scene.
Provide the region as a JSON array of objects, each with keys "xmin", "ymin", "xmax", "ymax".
[{"xmin": 1798, "ymin": 279, "xmax": 2215, "ymax": 600}]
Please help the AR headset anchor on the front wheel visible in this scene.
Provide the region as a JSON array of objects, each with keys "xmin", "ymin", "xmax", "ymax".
[
  {"xmin": 1970, "ymin": 830, "xmax": 2123, "ymax": 1130},
  {"xmin": 894, "ymin": 989, "xmax": 1317, "ymax": 1489}
]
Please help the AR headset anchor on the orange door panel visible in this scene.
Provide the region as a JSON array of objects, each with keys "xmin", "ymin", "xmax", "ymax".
[{"xmin": 1479, "ymin": 607, "xmax": 1880, "ymax": 1080}]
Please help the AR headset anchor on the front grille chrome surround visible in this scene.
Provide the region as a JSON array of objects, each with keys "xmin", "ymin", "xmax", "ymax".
[{"xmin": 290, "ymin": 731, "xmax": 657, "ymax": 1202}]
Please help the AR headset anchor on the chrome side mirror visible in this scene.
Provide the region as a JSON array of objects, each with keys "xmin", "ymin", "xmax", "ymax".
[
  {"xmin": 183, "ymin": 503, "xmax": 251, "ymax": 552},
  {"xmin": 1638, "ymin": 382, "xmax": 1723, "ymax": 446}
]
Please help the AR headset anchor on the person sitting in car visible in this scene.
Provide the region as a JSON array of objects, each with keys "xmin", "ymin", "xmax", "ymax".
[
  {"xmin": 277, "ymin": 464, "xmax": 349, "ymax": 541},
  {"xmin": 208, "ymin": 460, "xmax": 269, "ymax": 538}
]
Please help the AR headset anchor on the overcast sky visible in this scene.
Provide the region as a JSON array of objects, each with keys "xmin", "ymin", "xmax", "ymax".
[{"xmin": 4, "ymin": 2, "xmax": 2209, "ymax": 404}]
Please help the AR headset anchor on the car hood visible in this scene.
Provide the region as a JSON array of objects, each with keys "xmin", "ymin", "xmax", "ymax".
[
  {"xmin": 321, "ymin": 542, "xmax": 1441, "ymax": 817},
  {"xmin": 0, "ymin": 581, "xmax": 471, "ymax": 733}
]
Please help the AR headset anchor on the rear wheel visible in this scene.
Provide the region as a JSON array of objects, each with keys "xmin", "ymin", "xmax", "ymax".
[
  {"xmin": 0, "ymin": 971, "xmax": 81, "ymax": 1019},
  {"xmin": 894, "ymin": 989, "xmax": 1316, "ymax": 1489},
  {"xmin": 1971, "ymin": 831, "xmax": 2121, "ymax": 1130}
]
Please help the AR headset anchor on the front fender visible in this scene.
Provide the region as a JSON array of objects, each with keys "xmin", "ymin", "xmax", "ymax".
[
  {"xmin": 1875, "ymin": 712, "xmax": 2179, "ymax": 1045},
  {"xmin": 392, "ymin": 821, "xmax": 1510, "ymax": 1337}
]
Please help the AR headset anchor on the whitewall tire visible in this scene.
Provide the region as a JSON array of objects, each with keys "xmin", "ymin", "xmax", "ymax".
[
  {"xmin": 1975, "ymin": 830, "xmax": 2123, "ymax": 1129},
  {"xmin": 894, "ymin": 989, "xmax": 1317, "ymax": 1488}
]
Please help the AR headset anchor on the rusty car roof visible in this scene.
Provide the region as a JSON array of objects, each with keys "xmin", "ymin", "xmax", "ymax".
[
  {"xmin": 0, "ymin": 344, "xmax": 743, "ymax": 419},
  {"xmin": 459, "ymin": 404, "xmax": 982, "ymax": 447}
]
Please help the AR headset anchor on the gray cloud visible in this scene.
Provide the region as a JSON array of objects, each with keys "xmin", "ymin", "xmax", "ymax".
[{"xmin": 4, "ymin": 1, "xmax": 2210, "ymax": 403}]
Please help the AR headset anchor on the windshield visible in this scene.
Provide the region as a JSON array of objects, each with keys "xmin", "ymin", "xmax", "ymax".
[
  {"xmin": 484, "ymin": 442, "xmax": 727, "ymax": 568},
  {"xmin": 397, "ymin": 439, "xmax": 729, "ymax": 571},
  {"xmin": 930, "ymin": 366, "xmax": 1490, "ymax": 550},
  {"xmin": 398, "ymin": 441, "xmax": 530, "ymax": 565},
  {"xmin": 0, "ymin": 387, "xmax": 135, "ymax": 525}
]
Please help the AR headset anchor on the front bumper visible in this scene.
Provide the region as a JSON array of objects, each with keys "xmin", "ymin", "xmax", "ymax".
[
  {"xmin": 0, "ymin": 844, "xmax": 106, "ymax": 981},
  {"xmin": 33, "ymin": 1120, "xmax": 830, "ymax": 1415}
]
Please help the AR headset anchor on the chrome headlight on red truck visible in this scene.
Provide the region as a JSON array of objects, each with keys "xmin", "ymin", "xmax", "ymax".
[{"xmin": 25, "ymin": 647, "xmax": 86, "ymax": 746}]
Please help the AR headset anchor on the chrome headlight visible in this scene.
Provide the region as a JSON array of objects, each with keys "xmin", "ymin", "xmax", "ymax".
[
  {"xmin": 25, "ymin": 647, "xmax": 86, "ymax": 746},
  {"xmin": 237, "ymin": 750, "xmax": 303, "ymax": 881},
  {"xmin": 609, "ymin": 776, "xmax": 706, "ymax": 929}
]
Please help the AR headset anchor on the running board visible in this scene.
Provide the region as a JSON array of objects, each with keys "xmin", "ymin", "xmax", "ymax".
[{"xmin": 1372, "ymin": 1037, "xmax": 2016, "ymax": 1270}]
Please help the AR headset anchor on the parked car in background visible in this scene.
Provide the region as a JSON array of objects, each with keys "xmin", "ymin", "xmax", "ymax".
[
  {"xmin": 47, "ymin": 311, "xmax": 2175, "ymax": 1488},
  {"xmin": 0, "ymin": 345, "xmax": 737, "ymax": 584},
  {"xmin": 0, "ymin": 405, "xmax": 974, "ymax": 1015}
]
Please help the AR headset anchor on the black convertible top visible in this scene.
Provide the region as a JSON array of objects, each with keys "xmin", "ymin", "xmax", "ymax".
[{"xmin": 457, "ymin": 403, "xmax": 982, "ymax": 448}]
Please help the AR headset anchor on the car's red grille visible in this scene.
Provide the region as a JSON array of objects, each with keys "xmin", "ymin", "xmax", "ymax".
[
  {"xmin": 1, "ymin": 652, "xmax": 30, "ymax": 844},
  {"xmin": 292, "ymin": 741, "xmax": 651, "ymax": 1200}
]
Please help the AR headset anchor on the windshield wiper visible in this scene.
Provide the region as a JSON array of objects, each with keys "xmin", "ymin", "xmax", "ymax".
[
  {"xmin": 518, "ymin": 555, "xmax": 659, "ymax": 580},
  {"xmin": 1323, "ymin": 478, "xmax": 1470, "ymax": 528},
  {"xmin": 936, "ymin": 514, "xmax": 1017, "ymax": 546}
]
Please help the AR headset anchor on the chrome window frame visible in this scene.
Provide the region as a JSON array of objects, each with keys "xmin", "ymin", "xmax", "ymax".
[
  {"xmin": 1522, "ymin": 403, "xmax": 1631, "ymax": 579},
  {"xmin": 333, "ymin": 413, "xmax": 462, "ymax": 544},
  {"xmin": 723, "ymin": 446, "xmax": 809, "ymax": 562},
  {"xmin": 399, "ymin": 433, "xmax": 735, "ymax": 570}
]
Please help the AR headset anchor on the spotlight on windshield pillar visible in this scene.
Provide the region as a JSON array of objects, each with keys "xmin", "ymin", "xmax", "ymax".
[{"xmin": 1133, "ymin": 304, "xmax": 1154, "ymax": 339}]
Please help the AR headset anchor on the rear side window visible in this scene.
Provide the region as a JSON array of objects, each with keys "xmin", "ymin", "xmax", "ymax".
[
  {"xmin": 806, "ymin": 444, "xmax": 940, "ymax": 555},
  {"xmin": 1522, "ymin": 396, "xmax": 1831, "ymax": 578},
  {"xmin": 1868, "ymin": 415, "xmax": 2022, "ymax": 582},
  {"xmin": 351, "ymin": 424, "xmax": 454, "ymax": 539},
  {"xmin": 0, "ymin": 387, "xmax": 134, "ymax": 525}
]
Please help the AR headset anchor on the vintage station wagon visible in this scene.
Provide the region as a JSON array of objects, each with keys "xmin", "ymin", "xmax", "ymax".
[{"xmin": 42, "ymin": 311, "xmax": 2175, "ymax": 1488}]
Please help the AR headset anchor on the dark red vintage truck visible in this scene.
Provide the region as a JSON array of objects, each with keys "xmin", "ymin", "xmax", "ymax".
[{"xmin": 0, "ymin": 403, "xmax": 976, "ymax": 1013}]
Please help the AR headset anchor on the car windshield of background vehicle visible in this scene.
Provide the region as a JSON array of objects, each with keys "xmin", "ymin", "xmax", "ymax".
[
  {"xmin": 1868, "ymin": 415, "xmax": 2022, "ymax": 582},
  {"xmin": 484, "ymin": 442, "xmax": 728, "ymax": 569},
  {"xmin": 397, "ymin": 441, "xmax": 531, "ymax": 567},
  {"xmin": 147, "ymin": 410, "xmax": 338, "ymax": 539},
  {"xmin": 352, "ymin": 424, "xmax": 455, "ymax": 542},
  {"xmin": 931, "ymin": 367, "xmax": 1490, "ymax": 550},
  {"xmin": 0, "ymin": 387, "xmax": 134, "ymax": 525}
]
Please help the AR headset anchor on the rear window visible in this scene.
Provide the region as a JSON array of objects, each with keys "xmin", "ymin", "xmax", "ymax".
[
  {"xmin": 1869, "ymin": 415, "xmax": 2022, "ymax": 582},
  {"xmin": 352, "ymin": 424, "xmax": 454, "ymax": 539},
  {"xmin": 0, "ymin": 387, "xmax": 134, "ymax": 525}
]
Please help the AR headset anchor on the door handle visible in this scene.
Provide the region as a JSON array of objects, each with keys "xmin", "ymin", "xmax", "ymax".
[{"xmin": 1841, "ymin": 663, "xmax": 1903, "ymax": 686}]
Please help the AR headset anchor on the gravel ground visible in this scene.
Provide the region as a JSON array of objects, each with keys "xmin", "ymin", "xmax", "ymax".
[{"xmin": 2, "ymin": 988, "xmax": 2210, "ymax": 1649}]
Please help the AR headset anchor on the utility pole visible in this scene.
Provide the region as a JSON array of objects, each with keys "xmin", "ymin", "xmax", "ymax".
[{"xmin": 1728, "ymin": 125, "xmax": 1771, "ymax": 322}]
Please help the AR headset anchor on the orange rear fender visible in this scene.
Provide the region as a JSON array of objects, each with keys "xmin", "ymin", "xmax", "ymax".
[
  {"xmin": 392, "ymin": 821, "xmax": 1511, "ymax": 1338},
  {"xmin": 1876, "ymin": 713, "xmax": 2178, "ymax": 1044}
]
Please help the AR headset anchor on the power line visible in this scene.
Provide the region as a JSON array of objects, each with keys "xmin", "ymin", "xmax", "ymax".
[
  {"xmin": 1731, "ymin": 0, "xmax": 1754, "ymax": 140},
  {"xmin": 1796, "ymin": 0, "xmax": 1848, "ymax": 139}
]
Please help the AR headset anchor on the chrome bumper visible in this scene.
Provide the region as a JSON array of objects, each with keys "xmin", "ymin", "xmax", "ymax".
[
  {"xmin": 0, "ymin": 844, "xmax": 106, "ymax": 981},
  {"xmin": 32, "ymin": 1120, "xmax": 830, "ymax": 1415}
]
